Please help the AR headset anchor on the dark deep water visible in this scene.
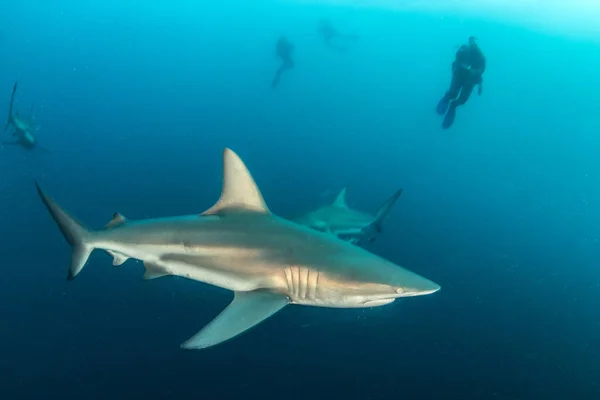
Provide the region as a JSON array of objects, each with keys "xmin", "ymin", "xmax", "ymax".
[{"xmin": 1, "ymin": 1, "xmax": 600, "ymax": 399}]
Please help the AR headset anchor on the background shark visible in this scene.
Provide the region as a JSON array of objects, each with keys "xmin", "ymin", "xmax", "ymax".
[
  {"xmin": 3, "ymin": 81, "xmax": 41, "ymax": 150},
  {"xmin": 293, "ymin": 187, "xmax": 403, "ymax": 245},
  {"xmin": 36, "ymin": 148, "xmax": 439, "ymax": 350}
]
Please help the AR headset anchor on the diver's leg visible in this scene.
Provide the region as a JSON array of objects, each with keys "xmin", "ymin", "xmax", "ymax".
[
  {"xmin": 271, "ymin": 58, "xmax": 293, "ymax": 88},
  {"xmin": 436, "ymin": 73, "xmax": 461, "ymax": 115},
  {"xmin": 453, "ymin": 81, "xmax": 475, "ymax": 106},
  {"xmin": 441, "ymin": 97, "xmax": 458, "ymax": 129},
  {"xmin": 271, "ymin": 61, "xmax": 286, "ymax": 88},
  {"xmin": 271, "ymin": 66, "xmax": 284, "ymax": 88},
  {"xmin": 442, "ymin": 81, "xmax": 475, "ymax": 129}
]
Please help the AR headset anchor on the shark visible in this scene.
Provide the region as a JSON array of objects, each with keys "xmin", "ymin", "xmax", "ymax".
[
  {"xmin": 36, "ymin": 148, "xmax": 439, "ymax": 350},
  {"xmin": 3, "ymin": 81, "xmax": 42, "ymax": 151},
  {"xmin": 293, "ymin": 187, "xmax": 403, "ymax": 245}
]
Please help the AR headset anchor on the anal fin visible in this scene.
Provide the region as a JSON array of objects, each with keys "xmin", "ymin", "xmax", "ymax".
[
  {"xmin": 181, "ymin": 290, "xmax": 289, "ymax": 350},
  {"xmin": 106, "ymin": 250, "xmax": 129, "ymax": 266}
]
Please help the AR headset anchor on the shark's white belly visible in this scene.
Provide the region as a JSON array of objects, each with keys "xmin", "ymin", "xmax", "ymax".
[
  {"xmin": 329, "ymin": 227, "xmax": 366, "ymax": 236},
  {"xmin": 309, "ymin": 219, "xmax": 367, "ymax": 236},
  {"xmin": 24, "ymin": 131, "xmax": 34, "ymax": 143},
  {"xmin": 153, "ymin": 257, "xmax": 265, "ymax": 292},
  {"xmin": 96, "ymin": 241, "xmax": 273, "ymax": 292}
]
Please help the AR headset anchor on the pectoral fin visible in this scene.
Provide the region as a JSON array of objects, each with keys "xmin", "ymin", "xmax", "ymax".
[{"xmin": 181, "ymin": 290, "xmax": 289, "ymax": 350}]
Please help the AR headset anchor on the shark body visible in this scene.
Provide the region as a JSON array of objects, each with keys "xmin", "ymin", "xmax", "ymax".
[
  {"xmin": 36, "ymin": 148, "xmax": 439, "ymax": 350},
  {"xmin": 293, "ymin": 187, "xmax": 402, "ymax": 245},
  {"xmin": 3, "ymin": 82, "xmax": 41, "ymax": 150}
]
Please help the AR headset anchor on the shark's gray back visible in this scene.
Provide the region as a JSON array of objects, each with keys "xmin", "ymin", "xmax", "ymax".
[{"xmin": 94, "ymin": 212, "xmax": 421, "ymax": 288}]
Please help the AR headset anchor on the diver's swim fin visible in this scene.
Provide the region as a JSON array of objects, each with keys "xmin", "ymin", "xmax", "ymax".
[
  {"xmin": 442, "ymin": 104, "xmax": 456, "ymax": 129},
  {"xmin": 436, "ymin": 97, "xmax": 450, "ymax": 115}
]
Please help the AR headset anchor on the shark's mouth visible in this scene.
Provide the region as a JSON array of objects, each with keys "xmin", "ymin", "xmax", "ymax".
[
  {"xmin": 398, "ymin": 288, "xmax": 440, "ymax": 297},
  {"xmin": 361, "ymin": 298, "xmax": 396, "ymax": 307}
]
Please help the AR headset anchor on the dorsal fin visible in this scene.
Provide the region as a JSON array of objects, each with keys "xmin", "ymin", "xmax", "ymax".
[
  {"xmin": 332, "ymin": 187, "xmax": 349, "ymax": 208},
  {"xmin": 105, "ymin": 212, "xmax": 128, "ymax": 229},
  {"xmin": 201, "ymin": 148, "xmax": 270, "ymax": 215}
]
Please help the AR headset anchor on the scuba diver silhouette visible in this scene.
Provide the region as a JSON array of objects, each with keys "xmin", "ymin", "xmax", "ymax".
[
  {"xmin": 272, "ymin": 36, "xmax": 294, "ymax": 88},
  {"xmin": 436, "ymin": 36, "xmax": 486, "ymax": 129},
  {"xmin": 318, "ymin": 19, "xmax": 359, "ymax": 53}
]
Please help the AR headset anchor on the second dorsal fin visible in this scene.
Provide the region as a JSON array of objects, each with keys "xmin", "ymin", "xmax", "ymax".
[{"xmin": 105, "ymin": 212, "xmax": 128, "ymax": 229}]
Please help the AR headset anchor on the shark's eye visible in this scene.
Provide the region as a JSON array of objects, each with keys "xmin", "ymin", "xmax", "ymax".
[{"xmin": 395, "ymin": 288, "xmax": 404, "ymax": 294}]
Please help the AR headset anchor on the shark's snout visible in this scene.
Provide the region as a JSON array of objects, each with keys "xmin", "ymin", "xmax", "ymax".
[
  {"xmin": 395, "ymin": 275, "xmax": 441, "ymax": 298},
  {"xmin": 420, "ymin": 281, "xmax": 441, "ymax": 295}
]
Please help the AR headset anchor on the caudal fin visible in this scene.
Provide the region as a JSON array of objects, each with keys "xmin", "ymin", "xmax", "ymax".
[
  {"xmin": 4, "ymin": 82, "xmax": 17, "ymax": 132},
  {"xmin": 35, "ymin": 143, "xmax": 51, "ymax": 153},
  {"xmin": 373, "ymin": 189, "xmax": 403, "ymax": 233},
  {"xmin": 35, "ymin": 182, "xmax": 94, "ymax": 280}
]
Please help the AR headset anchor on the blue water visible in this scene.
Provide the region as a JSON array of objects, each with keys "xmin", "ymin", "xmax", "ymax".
[{"xmin": 1, "ymin": 1, "xmax": 600, "ymax": 399}]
